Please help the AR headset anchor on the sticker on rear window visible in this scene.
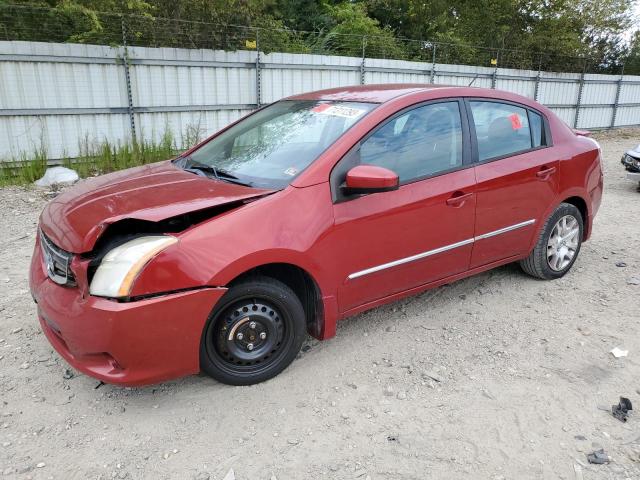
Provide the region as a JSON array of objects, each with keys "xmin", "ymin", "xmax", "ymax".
[
  {"xmin": 284, "ymin": 167, "xmax": 298, "ymax": 176},
  {"xmin": 509, "ymin": 113, "xmax": 523, "ymax": 130},
  {"xmin": 312, "ymin": 104, "xmax": 367, "ymax": 119}
]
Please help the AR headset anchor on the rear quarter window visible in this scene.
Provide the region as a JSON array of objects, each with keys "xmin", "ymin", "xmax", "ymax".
[{"xmin": 528, "ymin": 110, "xmax": 545, "ymax": 148}]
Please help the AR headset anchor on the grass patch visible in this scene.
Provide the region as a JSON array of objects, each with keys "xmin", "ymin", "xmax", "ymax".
[
  {"xmin": 0, "ymin": 144, "xmax": 49, "ymax": 186},
  {"xmin": 0, "ymin": 131, "xmax": 183, "ymax": 187}
]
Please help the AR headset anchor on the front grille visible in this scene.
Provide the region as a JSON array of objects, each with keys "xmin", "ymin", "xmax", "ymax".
[{"xmin": 40, "ymin": 230, "xmax": 76, "ymax": 286}]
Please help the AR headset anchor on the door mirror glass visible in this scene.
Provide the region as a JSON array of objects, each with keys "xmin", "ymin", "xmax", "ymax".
[{"xmin": 343, "ymin": 165, "xmax": 399, "ymax": 195}]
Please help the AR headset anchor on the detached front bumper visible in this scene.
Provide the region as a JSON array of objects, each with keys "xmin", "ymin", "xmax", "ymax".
[{"xmin": 29, "ymin": 241, "xmax": 227, "ymax": 386}]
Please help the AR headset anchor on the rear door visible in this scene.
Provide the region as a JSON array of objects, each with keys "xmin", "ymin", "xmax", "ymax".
[{"xmin": 466, "ymin": 99, "xmax": 558, "ymax": 268}]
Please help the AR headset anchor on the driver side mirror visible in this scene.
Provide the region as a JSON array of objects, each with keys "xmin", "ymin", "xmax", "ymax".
[{"xmin": 342, "ymin": 165, "xmax": 400, "ymax": 195}]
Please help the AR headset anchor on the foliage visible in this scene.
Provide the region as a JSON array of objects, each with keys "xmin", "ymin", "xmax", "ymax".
[
  {"xmin": 0, "ymin": 0, "xmax": 638, "ymax": 72},
  {"xmin": 315, "ymin": 2, "xmax": 405, "ymax": 58},
  {"xmin": 0, "ymin": 130, "xmax": 179, "ymax": 186},
  {"xmin": 624, "ymin": 31, "xmax": 640, "ymax": 74}
]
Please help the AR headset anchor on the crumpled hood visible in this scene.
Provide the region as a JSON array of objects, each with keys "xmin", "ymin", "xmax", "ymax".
[{"xmin": 40, "ymin": 161, "xmax": 273, "ymax": 253}]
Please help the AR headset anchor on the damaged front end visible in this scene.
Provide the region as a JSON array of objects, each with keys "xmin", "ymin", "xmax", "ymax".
[
  {"xmin": 35, "ymin": 161, "xmax": 274, "ymax": 300},
  {"xmin": 28, "ymin": 161, "xmax": 278, "ymax": 384},
  {"xmin": 39, "ymin": 197, "xmax": 269, "ymax": 303}
]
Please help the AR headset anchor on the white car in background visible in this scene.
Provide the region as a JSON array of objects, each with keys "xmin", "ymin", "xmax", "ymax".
[{"xmin": 621, "ymin": 144, "xmax": 640, "ymax": 189}]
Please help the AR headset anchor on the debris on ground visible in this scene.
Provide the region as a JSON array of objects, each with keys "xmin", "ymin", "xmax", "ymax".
[
  {"xmin": 421, "ymin": 371, "xmax": 442, "ymax": 383},
  {"xmin": 34, "ymin": 166, "xmax": 79, "ymax": 187},
  {"xmin": 587, "ymin": 449, "xmax": 611, "ymax": 464},
  {"xmin": 573, "ymin": 463, "xmax": 584, "ymax": 480},
  {"xmin": 616, "ymin": 262, "xmax": 628, "ymax": 268},
  {"xmin": 612, "ymin": 397, "xmax": 633, "ymax": 422},
  {"xmin": 628, "ymin": 276, "xmax": 640, "ymax": 285},
  {"xmin": 62, "ymin": 368, "xmax": 74, "ymax": 380},
  {"xmin": 222, "ymin": 468, "xmax": 235, "ymax": 480},
  {"xmin": 611, "ymin": 346, "xmax": 629, "ymax": 358}
]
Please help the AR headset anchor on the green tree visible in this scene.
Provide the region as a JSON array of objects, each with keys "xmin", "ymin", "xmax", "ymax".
[
  {"xmin": 317, "ymin": 2, "xmax": 404, "ymax": 58},
  {"xmin": 624, "ymin": 30, "xmax": 640, "ymax": 75}
]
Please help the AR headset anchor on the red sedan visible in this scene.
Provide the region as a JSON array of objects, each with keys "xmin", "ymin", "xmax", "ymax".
[{"xmin": 29, "ymin": 84, "xmax": 603, "ymax": 386}]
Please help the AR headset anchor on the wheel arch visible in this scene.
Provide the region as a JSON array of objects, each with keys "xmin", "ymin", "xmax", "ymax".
[
  {"xmin": 223, "ymin": 262, "xmax": 328, "ymax": 340},
  {"xmin": 560, "ymin": 195, "xmax": 589, "ymax": 240}
]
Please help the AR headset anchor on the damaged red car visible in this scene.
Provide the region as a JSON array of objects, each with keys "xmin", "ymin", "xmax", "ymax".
[{"xmin": 30, "ymin": 84, "xmax": 603, "ymax": 386}]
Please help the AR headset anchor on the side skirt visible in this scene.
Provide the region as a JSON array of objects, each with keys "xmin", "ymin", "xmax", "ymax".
[{"xmin": 338, "ymin": 254, "xmax": 523, "ymax": 320}]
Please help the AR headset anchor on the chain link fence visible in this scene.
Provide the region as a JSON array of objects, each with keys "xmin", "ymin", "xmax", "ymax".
[{"xmin": 0, "ymin": 3, "xmax": 627, "ymax": 75}]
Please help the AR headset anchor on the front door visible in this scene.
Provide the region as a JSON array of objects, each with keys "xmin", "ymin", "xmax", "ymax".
[
  {"xmin": 326, "ymin": 100, "xmax": 477, "ymax": 313},
  {"xmin": 466, "ymin": 99, "xmax": 559, "ymax": 268}
]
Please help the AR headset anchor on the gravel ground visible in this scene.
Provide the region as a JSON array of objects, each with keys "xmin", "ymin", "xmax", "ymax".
[{"xmin": 1, "ymin": 128, "xmax": 640, "ymax": 480}]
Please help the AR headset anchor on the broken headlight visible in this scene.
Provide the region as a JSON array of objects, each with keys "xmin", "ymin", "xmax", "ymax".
[
  {"xmin": 89, "ymin": 236, "xmax": 178, "ymax": 298},
  {"xmin": 622, "ymin": 154, "xmax": 640, "ymax": 171}
]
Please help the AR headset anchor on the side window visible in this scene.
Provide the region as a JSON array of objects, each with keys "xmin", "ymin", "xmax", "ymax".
[
  {"xmin": 360, "ymin": 101, "xmax": 463, "ymax": 183},
  {"xmin": 529, "ymin": 110, "xmax": 545, "ymax": 148},
  {"xmin": 470, "ymin": 101, "xmax": 532, "ymax": 161}
]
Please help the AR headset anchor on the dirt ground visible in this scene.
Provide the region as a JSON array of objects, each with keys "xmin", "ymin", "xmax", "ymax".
[{"xmin": 1, "ymin": 128, "xmax": 640, "ymax": 480}]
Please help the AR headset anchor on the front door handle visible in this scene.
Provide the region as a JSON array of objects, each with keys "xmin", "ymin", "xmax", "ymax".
[
  {"xmin": 536, "ymin": 166, "xmax": 557, "ymax": 180},
  {"xmin": 446, "ymin": 191, "xmax": 473, "ymax": 207}
]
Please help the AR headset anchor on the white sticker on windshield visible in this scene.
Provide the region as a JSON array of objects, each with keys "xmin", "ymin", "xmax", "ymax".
[
  {"xmin": 284, "ymin": 167, "xmax": 298, "ymax": 176},
  {"xmin": 312, "ymin": 104, "xmax": 367, "ymax": 119}
]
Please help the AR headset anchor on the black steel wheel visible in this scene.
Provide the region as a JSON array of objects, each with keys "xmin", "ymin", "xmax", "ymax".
[{"xmin": 200, "ymin": 276, "xmax": 306, "ymax": 385}]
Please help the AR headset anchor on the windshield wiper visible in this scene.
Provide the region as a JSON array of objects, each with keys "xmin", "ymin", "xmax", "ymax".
[{"xmin": 178, "ymin": 157, "xmax": 253, "ymax": 187}]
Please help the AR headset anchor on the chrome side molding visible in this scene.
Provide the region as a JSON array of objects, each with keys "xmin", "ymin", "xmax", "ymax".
[
  {"xmin": 474, "ymin": 219, "xmax": 536, "ymax": 240},
  {"xmin": 347, "ymin": 219, "xmax": 536, "ymax": 280}
]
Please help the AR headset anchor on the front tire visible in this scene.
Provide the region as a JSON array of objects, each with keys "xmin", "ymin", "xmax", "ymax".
[
  {"xmin": 519, "ymin": 203, "xmax": 584, "ymax": 280},
  {"xmin": 200, "ymin": 276, "xmax": 306, "ymax": 386}
]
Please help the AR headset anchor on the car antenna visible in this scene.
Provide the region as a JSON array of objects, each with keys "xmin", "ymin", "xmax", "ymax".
[{"xmin": 468, "ymin": 74, "xmax": 479, "ymax": 86}]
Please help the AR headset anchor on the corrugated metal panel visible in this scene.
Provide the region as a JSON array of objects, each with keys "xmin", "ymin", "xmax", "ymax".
[
  {"xmin": 619, "ymin": 75, "xmax": 640, "ymax": 104},
  {"xmin": 615, "ymin": 105, "xmax": 640, "ymax": 127},
  {"xmin": 577, "ymin": 107, "xmax": 614, "ymax": 129},
  {"xmin": 537, "ymin": 72, "xmax": 581, "ymax": 107},
  {"xmin": 129, "ymin": 46, "xmax": 257, "ymax": 107},
  {"xmin": 0, "ymin": 113, "xmax": 131, "ymax": 159},
  {"xmin": 582, "ymin": 75, "xmax": 617, "ymax": 106},
  {"xmin": 136, "ymin": 109, "xmax": 250, "ymax": 149},
  {"xmin": 548, "ymin": 107, "xmax": 576, "ymax": 127},
  {"xmin": 261, "ymin": 52, "xmax": 360, "ymax": 103}
]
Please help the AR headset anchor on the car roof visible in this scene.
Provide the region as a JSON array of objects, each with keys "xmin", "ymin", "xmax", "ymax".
[{"xmin": 286, "ymin": 84, "xmax": 454, "ymax": 103}]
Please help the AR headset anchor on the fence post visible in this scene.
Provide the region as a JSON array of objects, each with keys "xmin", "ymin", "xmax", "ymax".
[
  {"xmin": 573, "ymin": 59, "xmax": 587, "ymax": 129},
  {"xmin": 491, "ymin": 51, "xmax": 499, "ymax": 89},
  {"xmin": 255, "ymin": 29, "xmax": 261, "ymax": 108},
  {"xmin": 610, "ymin": 64, "xmax": 624, "ymax": 129},
  {"xmin": 121, "ymin": 17, "xmax": 136, "ymax": 143},
  {"xmin": 360, "ymin": 36, "xmax": 366, "ymax": 85},
  {"xmin": 430, "ymin": 44, "xmax": 437, "ymax": 84},
  {"xmin": 534, "ymin": 55, "xmax": 542, "ymax": 101}
]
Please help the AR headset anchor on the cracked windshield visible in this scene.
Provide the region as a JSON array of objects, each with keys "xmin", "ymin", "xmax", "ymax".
[{"xmin": 184, "ymin": 100, "xmax": 376, "ymax": 189}]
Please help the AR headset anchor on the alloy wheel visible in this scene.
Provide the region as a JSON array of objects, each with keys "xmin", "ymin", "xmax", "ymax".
[{"xmin": 546, "ymin": 214, "xmax": 580, "ymax": 271}]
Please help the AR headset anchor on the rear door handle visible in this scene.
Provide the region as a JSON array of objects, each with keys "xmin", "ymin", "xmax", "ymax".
[
  {"xmin": 536, "ymin": 166, "xmax": 557, "ymax": 179},
  {"xmin": 446, "ymin": 191, "xmax": 473, "ymax": 207}
]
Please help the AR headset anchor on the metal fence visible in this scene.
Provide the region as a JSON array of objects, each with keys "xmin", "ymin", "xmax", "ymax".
[{"xmin": 1, "ymin": 39, "xmax": 640, "ymax": 161}]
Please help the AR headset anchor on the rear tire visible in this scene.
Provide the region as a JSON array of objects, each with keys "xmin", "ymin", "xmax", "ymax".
[
  {"xmin": 200, "ymin": 276, "xmax": 306, "ymax": 386},
  {"xmin": 519, "ymin": 203, "xmax": 583, "ymax": 280}
]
